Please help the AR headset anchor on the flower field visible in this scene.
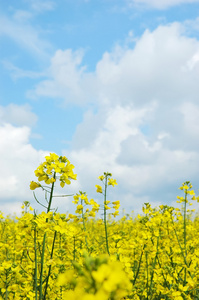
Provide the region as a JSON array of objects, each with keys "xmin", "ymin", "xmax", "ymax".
[{"xmin": 0, "ymin": 153, "xmax": 199, "ymax": 300}]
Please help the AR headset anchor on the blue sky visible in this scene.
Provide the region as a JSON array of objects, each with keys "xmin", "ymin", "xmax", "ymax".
[{"xmin": 1, "ymin": 0, "xmax": 199, "ymax": 216}]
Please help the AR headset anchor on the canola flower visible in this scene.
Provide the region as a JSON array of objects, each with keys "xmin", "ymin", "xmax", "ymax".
[
  {"xmin": 57, "ymin": 254, "xmax": 131, "ymax": 300},
  {"xmin": 0, "ymin": 154, "xmax": 199, "ymax": 299},
  {"xmin": 30, "ymin": 153, "xmax": 77, "ymax": 190},
  {"xmin": 96, "ymin": 172, "xmax": 119, "ymax": 255},
  {"xmin": 1, "ymin": 201, "xmax": 199, "ymax": 299},
  {"xmin": 30, "ymin": 153, "xmax": 77, "ymax": 300}
]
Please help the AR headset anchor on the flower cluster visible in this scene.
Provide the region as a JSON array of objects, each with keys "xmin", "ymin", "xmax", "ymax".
[
  {"xmin": 58, "ymin": 254, "xmax": 131, "ymax": 300},
  {"xmin": 30, "ymin": 153, "xmax": 77, "ymax": 189},
  {"xmin": 72, "ymin": 191, "xmax": 100, "ymax": 218},
  {"xmin": 96, "ymin": 172, "xmax": 120, "ymax": 216}
]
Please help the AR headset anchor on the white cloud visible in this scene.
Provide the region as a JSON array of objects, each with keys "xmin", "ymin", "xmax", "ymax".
[
  {"xmin": 179, "ymin": 102, "xmax": 199, "ymax": 137},
  {"xmin": 28, "ymin": 0, "xmax": 55, "ymax": 12},
  {"xmin": 126, "ymin": 0, "xmax": 199, "ymax": 9},
  {"xmin": 64, "ymin": 103, "xmax": 199, "ymax": 212},
  {"xmin": 55, "ymin": 22, "xmax": 199, "ymax": 210},
  {"xmin": 28, "ymin": 49, "xmax": 95, "ymax": 104},
  {"xmin": 186, "ymin": 52, "xmax": 199, "ymax": 70},
  {"xmin": 0, "ymin": 123, "xmax": 49, "ymax": 213},
  {"xmin": 0, "ymin": 122, "xmax": 78, "ymax": 216},
  {"xmin": 0, "ymin": 14, "xmax": 51, "ymax": 58},
  {"xmin": 2, "ymin": 21, "xmax": 199, "ymax": 214},
  {"xmin": 0, "ymin": 115, "xmax": 79, "ymax": 216},
  {"xmin": 64, "ymin": 105, "xmax": 152, "ymax": 205},
  {"xmin": 0, "ymin": 103, "xmax": 37, "ymax": 126},
  {"xmin": 2, "ymin": 61, "xmax": 46, "ymax": 80},
  {"xmin": 95, "ymin": 23, "xmax": 199, "ymax": 107},
  {"xmin": 30, "ymin": 22, "xmax": 199, "ymax": 108},
  {"xmin": 0, "ymin": 202, "xmax": 23, "ymax": 217},
  {"xmin": 13, "ymin": 10, "xmax": 33, "ymax": 22}
]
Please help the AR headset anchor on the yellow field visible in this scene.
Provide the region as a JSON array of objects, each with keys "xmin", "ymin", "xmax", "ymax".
[{"xmin": 0, "ymin": 153, "xmax": 199, "ymax": 300}]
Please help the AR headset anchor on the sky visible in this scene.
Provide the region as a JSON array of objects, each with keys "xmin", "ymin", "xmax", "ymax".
[{"xmin": 1, "ymin": 0, "xmax": 199, "ymax": 216}]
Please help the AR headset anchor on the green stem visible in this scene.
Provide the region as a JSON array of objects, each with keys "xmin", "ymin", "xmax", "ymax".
[
  {"xmin": 132, "ymin": 244, "xmax": 146, "ymax": 285},
  {"xmin": 145, "ymin": 251, "xmax": 149, "ymax": 300},
  {"xmin": 73, "ymin": 237, "xmax": 76, "ymax": 261},
  {"xmin": 47, "ymin": 173, "xmax": 56, "ymax": 213},
  {"xmin": 43, "ymin": 231, "xmax": 57, "ymax": 300},
  {"xmin": 34, "ymin": 227, "xmax": 38, "ymax": 300},
  {"xmin": 171, "ymin": 217, "xmax": 193, "ymax": 280},
  {"xmin": 81, "ymin": 199, "xmax": 89, "ymax": 251},
  {"xmin": 39, "ymin": 233, "xmax": 46, "ymax": 300},
  {"xmin": 184, "ymin": 191, "xmax": 187, "ymax": 285},
  {"xmin": 39, "ymin": 173, "xmax": 56, "ymax": 300},
  {"xmin": 104, "ymin": 174, "xmax": 110, "ymax": 255},
  {"xmin": 149, "ymin": 234, "xmax": 160, "ymax": 299},
  {"xmin": 5, "ymin": 270, "xmax": 8, "ymax": 300}
]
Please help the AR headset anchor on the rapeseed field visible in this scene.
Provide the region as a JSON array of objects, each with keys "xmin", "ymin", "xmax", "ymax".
[{"xmin": 0, "ymin": 153, "xmax": 199, "ymax": 299}]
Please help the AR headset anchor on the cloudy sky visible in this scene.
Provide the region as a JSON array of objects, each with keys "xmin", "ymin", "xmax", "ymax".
[{"xmin": 1, "ymin": 0, "xmax": 199, "ymax": 216}]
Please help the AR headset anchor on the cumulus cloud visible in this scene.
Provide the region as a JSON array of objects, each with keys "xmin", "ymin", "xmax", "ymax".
[
  {"xmin": 0, "ymin": 123, "xmax": 49, "ymax": 213},
  {"xmin": 65, "ymin": 103, "xmax": 199, "ymax": 212},
  {"xmin": 5, "ymin": 21, "xmax": 199, "ymax": 213},
  {"xmin": 30, "ymin": 22, "xmax": 199, "ymax": 108},
  {"xmin": 95, "ymin": 23, "xmax": 199, "ymax": 107},
  {"xmin": 126, "ymin": 0, "xmax": 199, "ymax": 10},
  {"xmin": 0, "ymin": 103, "xmax": 38, "ymax": 126},
  {"xmin": 0, "ymin": 106, "xmax": 79, "ymax": 215},
  {"xmin": 57, "ymin": 22, "xmax": 199, "ymax": 210},
  {"xmin": 28, "ymin": 49, "xmax": 96, "ymax": 104}
]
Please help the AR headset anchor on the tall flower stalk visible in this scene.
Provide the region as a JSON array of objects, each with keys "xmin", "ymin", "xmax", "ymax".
[
  {"xmin": 73, "ymin": 191, "xmax": 91, "ymax": 251},
  {"xmin": 176, "ymin": 181, "xmax": 195, "ymax": 286},
  {"xmin": 30, "ymin": 153, "xmax": 77, "ymax": 300},
  {"xmin": 96, "ymin": 172, "xmax": 118, "ymax": 255},
  {"xmin": 103, "ymin": 174, "xmax": 109, "ymax": 254}
]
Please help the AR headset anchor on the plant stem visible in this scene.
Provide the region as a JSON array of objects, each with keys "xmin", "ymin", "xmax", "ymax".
[
  {"xmin": 81, "ymin": 199, "xmax": 89, "ymax": 251},
  {"xmin": 43, "ymin": 231, "xmax": 57, "ymax": 300},
  {"xmin": 39, "ymin": 233, "xmax": 46, "ymax": 300},
  {"xmin": 73, "ymin": 237, "xmax": 76, "ymax": 261},
  {"xmin": 132, "ymin": 244, "xmax": 146, "ymax": 285},
  {"xmin": 34, "ymin": 226, "xmax": 38, "ymax": 300},
  {"xmin": 39, "ymin": 173, "xmax": 56, "ymax": 300},
  {"xmin": 47, "ymin": 173, "xmax": 56, "ymax": 213},
  {"xmin": 149, "ymin": 234, "xmax": 160, "ymax": 299},
  {"xmin": 184, "ymin": 190, "xmax": 187, "ymax": 285},
  {"xmin": 145, "ymin": 251, "xmax": 149, "ymax": 300},
  {"xmin": 104, "ymin": 174, "xmax": 110, "ymax": 255}
]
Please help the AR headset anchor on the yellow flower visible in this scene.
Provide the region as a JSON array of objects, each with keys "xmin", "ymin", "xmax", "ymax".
[
  {"xmin": 60, "ymin": 181, "xmax": 65, "ymax": 188},
  {"xmin": 113, "ymin": 204, "xmax": 120, "ymax": 210},
  {"xmin": 108, "ymin": 178, "xmax": 117, "ymax": 186},
  {"xmin": 89, "ymin": 211, "xmax": 96, "ymax": 217},
  {"xmin": 76, "ymin": 205, "xmax": 83, "ymax": 210},
  {"xmin": 32, "ymin": 153, "xmax": 77, "ymax": 187},
  {"xmin": 30, "ymin": 181, "xmax": 41, "ymax": 190},
  {"xmin": 104, "ymin": 200, "xmax": 110, "ymax": 204},
  {"xmin": 92, "ymin": 264, "xmax": 111, "ymax": 283},
  {"xmin": 2, "ymin": 261, "xmax": 12, "ymax": 269},
  {"xmin": 112, "ymin": 210, "xmax": 119, "ymax": 217},
  {"xmin": 112, "ymin": 200, "xmax": 120, "ymax": 205},
  {"xmin": 96, "ymin": 185, "xmax": 103, "ymax": 193},
  {"xmin": 104, "ymin": 205, "xmax": 111, "ymax": 210}
]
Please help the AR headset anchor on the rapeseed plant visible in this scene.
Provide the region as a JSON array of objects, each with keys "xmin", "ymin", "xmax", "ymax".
[
  {"xmin": 1, "ymin": 153, "xmax": 199, "ymax": 299},
  {"xmin": 30, "ymin": 153, "xmax": 77, "ymax": 300},
  {"xmin": 96, "ymin": 172, "xmax": 119, "ymax": 255}
]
